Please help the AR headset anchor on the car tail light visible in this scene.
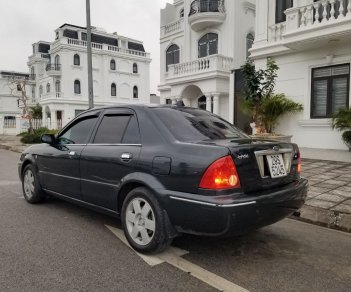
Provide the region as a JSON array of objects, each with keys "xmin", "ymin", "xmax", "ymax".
[
  {"xmin": 297, "ymin": 150, "xmax": 301, "ymax": 174},
  {"xmin": 199, "ymin": 155, "xmax": 241, "ymax": 190}
]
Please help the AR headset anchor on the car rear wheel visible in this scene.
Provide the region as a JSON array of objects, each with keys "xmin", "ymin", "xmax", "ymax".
[
  {"xmin": 22, "ymin": 165, "xmax": 45, "ymax": 204},
  {"xmin": 121, "ymin": 187, "xmax": 172, "ymax": 254}
]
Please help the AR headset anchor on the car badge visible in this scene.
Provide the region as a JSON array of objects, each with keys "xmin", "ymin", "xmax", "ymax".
[{"xmin": 273, "ymin": 146, "xmax": 280, "ymax": 152}]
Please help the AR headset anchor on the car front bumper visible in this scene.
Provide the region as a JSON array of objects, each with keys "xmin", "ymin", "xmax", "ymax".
[{"xmin": 159, "ymin": 178, "xmax": 309, "ymax": 236}]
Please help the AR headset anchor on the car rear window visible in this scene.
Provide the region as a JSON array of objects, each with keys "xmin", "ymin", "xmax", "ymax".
[{"xmin": 152, "ymin": 108, "xmax": 250, "ymax": 142}]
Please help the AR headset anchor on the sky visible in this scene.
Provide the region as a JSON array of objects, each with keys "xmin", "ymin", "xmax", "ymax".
[{"xmin": 0, "ymin": 0, "xmax": 173, "ymax": 94}]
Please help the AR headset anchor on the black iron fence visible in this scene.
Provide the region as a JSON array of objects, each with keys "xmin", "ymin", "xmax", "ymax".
[
  {"xmin": 189, "ymin": 0, "xmax": 224, "ymax": 16},
  {"xmin": 46, "ymin": 64, "xmax": 61, "ymax": 71}
]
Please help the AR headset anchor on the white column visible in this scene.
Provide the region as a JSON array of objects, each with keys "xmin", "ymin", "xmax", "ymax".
[
  {"xmin": 229, "ymin": 71, "xmax": 235, "ymax": 124},
  {"xmin": 254, "ymin": 0, "xmax": 269, "ymax": 47},
  {"xmin": 213, "ymin": 94, "xmax": 220, "ymax": 115},
  {"xmin": 206, "ymin": 95, "xmax": 212, "ymax": 112}
]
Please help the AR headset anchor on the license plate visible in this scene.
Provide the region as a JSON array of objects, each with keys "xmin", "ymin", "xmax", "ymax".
[{"xmin": 266, "ymin": 154, "xmax": 287, "ymax": 178}]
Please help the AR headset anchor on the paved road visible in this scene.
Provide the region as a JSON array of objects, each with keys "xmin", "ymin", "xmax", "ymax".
[{"xmin": 0, "ymin": 149, "xmax": 350, "ymax": 292}]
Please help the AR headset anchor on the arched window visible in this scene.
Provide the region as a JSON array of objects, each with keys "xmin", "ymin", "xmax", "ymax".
[
  {"xmin": 180, "ymin": 8, "xmax": 184, "ymax": 18},
  {"xmin": 55, "ymin": 55, "xmax": 60, "ymax": 65},
  {"xmin": 166, "ymin": 44, "xmax": 180, "ymax": 72},
  {"xmin": 110, "ymin": 59, "xmax": 116, "ymax": 70},
  {"xmin": 111, "ymin": 83, "xmax": 117, "ymax": 96},
  {"xmin": 74, "ymin": 54, "xmax": 80, "ymax": 66},
  {"xmin": 55, "ymin": 80, "xmax": 61, "ymax": 93},
  {"xmin": 39, "ymin": 85, "xmax": 43, "ymax": 97},
  {"xmin": 30, "ymin": 67, "xmax": 35, "ymax": 80},
  {"xmin": 74, "ymin": 80, "xmax": 81, "ymax": 94},
  {"xmin": 32, "ymin": 86, "xmax": 36, "ymax": 100},
  {"xmin": 46, "ymin": 83, "xmax": 51, "ymax": 93},
  {"xmin": 198, "ymin": 33, "xmax": 218, "ymax": 58},
  {"xmin": 246, "ymin": 33, "xmax": 254, "ymax": 58},
  {"xmin": 133, "ymin": 63, "xmax": 138, "ymax": 74},
  {"xmin": 133, "ymin": 86, "xmax": 138, "ymax": 99}
]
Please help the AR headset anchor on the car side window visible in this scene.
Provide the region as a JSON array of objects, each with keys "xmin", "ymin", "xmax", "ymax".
[
  {"xmin": 93, "ymin": 114, "xmax": 141, "ymax": 144},
  {"xmin": 58, "ymin": 116, "xmax": 98, "ymax": 145}
]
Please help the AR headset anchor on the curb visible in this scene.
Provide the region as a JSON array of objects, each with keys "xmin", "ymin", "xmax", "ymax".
[
  {"xmin": 0, "ymin": 144, "xmax": 27, "ymax": 153},
  {"xmin": 291, "ymin": 204, "xmax": 351, "ymax": 233}
]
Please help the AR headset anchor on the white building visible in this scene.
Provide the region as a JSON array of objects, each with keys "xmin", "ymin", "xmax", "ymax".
[
  {"xmin": 251, "ymin": 0, "xmax": 351, "ymax": 150},
  {"xmin": 0, "ymin": 71, "xmax": 30, "ymax": 135},
  {"xmin": 159, "ymin": 0, "xmax": 256, "ymax": 122},
  {"xmin": 28, "ymin": 23, "xmax": 151, "ymax": 128}
]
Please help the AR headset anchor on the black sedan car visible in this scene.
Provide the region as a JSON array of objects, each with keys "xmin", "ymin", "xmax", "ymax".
[{"xmin": 19, "ymin": 105, "xmax": 308, "ymax": 253}]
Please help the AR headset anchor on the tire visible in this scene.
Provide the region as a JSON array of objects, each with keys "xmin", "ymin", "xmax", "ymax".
[
  {"xmin": 22, "ymin": 164, "xmax": 45, "ymax": 204},
  {"xmin": 121, "ymin": 187, "xmax": 172, "ymax": 254}
]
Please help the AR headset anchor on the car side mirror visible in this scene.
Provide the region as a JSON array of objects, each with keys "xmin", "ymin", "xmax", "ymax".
[{"xmin": 41, "ymin": 134, "xmax": 56, "ymax": 145}]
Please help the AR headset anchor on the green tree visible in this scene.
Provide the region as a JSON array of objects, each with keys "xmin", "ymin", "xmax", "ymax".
[{"xmin": 30, "ymin": 104, "xmax": 42, "ymax": 119}]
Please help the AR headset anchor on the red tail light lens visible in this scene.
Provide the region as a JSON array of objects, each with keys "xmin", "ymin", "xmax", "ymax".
[
  {"xmin": 199, "ymin": 155, "xmax": 241, "ymax": 190},
  {"xmin": 297, "ymin": 150, "xmax": 301, "ymax": 174}
]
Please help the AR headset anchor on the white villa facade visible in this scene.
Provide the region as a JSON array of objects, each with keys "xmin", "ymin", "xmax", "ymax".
[
  {"xmin": 251, "ymin": 0, "xmax": 351, "ymax": 150},
  {"xmin": 159, "ymin": 0, "xmax": 256, "ymax": 122},
  {"xmin": 28, "ymin": 24, "xmax": 151, "ymax": 128},
  {"xmin": 0, "ymin": 71, "xmax": 31, "ymax": 135}
]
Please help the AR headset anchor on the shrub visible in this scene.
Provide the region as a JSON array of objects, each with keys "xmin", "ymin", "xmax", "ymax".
[{"xmin": 20, "ymin": 127, "xmax": 58, "ymax": 144}]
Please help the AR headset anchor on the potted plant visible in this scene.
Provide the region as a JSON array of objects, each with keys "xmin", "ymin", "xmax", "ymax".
[
  {"xmin": 332, "ymin": 107, "xmax": 351, "ymax": 151},
  {"xmin": 241, "ymin": 58, "xmax": 303, "ymax": 142}
]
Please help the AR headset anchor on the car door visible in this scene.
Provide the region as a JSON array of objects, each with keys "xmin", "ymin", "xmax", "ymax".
[
  {"xmin": 80, "ymin": 109, "xmax": 142, "ymax": 210},
  {"xmin": 37, "ymin": 111, "xmax": 100, "ymax": 200}
]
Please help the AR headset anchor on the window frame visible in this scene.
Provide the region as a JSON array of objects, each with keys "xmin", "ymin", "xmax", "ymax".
[
  {"xmin": 57, "ymin": 113, "xmax": 100, "ymax": 145},
  {"xmin": 110, "ymin": 59, "xmax": 116, "ymax": 70},
  {"xmin": 133, "ymin": 63, "xmax": 138, "ymax": 74},
  {"xmin": 275, "ymin": 0, "xmax": 293, "ymax": 24},
  {"xmin": 111, "ymin": 83, "xmax": 117, "ymax": 96},
  {"xmin": 91, "ymin": 109, "xmax": 141, "ymax": 145},
  {"xmin": 310, "ymin": 63, "xmax": 350, "ymax": 119},
  {"xmin": 74, "ymin": 80, "xmax": 81, "ymax": 94},
  {"xmin": 166, "ymin": 44, "xmax": 180, "ymax": 72},
  {"xmin": 74, "ymin": 54, "xmax": 80, "ymax": 66},
  {"xmin": 198, "ymin": 33, "xmax": 218, "ymax": 58},
  {"xmin": 133, "ymin": 86, "xmax": 138, "ymax": 99},
  {"xmin": 46, "ymin": 83, "xmax": 51, "ymax": 93}
]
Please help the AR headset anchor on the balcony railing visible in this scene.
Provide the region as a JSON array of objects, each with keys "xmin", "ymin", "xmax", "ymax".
[
  {"xmin": 58, "ymin": 37, "xmax": 150, "ymax": 58},
  {"xmin": 189, "ymin": 0, "xmax": 225, "ymax": 16},
  {"xmin": 167, "ymin": 54, "xmax": 233, "ymax": 78},
  {"xmin": 297, "ymin": 0, "xmax": 351, "ymax": 28},
  {"xmin": 161, "ymin": 18, "xmax": 184, "ymax": 37},
  {"xmin": 46, "ymin": 64, "xmax": 61, "ymax": 72}
]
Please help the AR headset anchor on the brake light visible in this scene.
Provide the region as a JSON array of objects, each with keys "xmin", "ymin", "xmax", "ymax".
[
  {"xmin": 297, "ymin": 150, "xmax": 301, "ymax": 174},
  {"xmin": 199, "ymin": 156, "xmax": 241, "ymax": 190}
]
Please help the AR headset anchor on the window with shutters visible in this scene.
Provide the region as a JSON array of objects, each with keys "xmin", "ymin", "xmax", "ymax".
[
  {"xmin": 198, "ymin": 33, "xmax": 218, "ymax": 58},
  {"xmin": 311, "ymin": 64, "xmax": 350, "ymax": 119},
  {"xmin": 166, "ymin": 44, "xmax": 180, "ymax": 72}
]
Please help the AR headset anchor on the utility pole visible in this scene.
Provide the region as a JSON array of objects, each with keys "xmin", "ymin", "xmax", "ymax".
[{"xmin": 86, "ymin": 0, "xmax": 94, "ymax": 109}]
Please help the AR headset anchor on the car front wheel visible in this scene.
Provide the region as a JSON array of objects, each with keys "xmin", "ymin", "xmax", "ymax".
[
  {"xmin": 121, "ymin": 187, "xmax": 172, "ymax": 254},
  {"xmin": 22, "ymin": 164, "xmax": 45, "ymax": 204}
]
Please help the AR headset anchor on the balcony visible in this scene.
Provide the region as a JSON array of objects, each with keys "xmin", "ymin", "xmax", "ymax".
[
  {"xmin": 253, "ymin": 0, "xmax": 351, "ymax": 58},
  {"xmin": 188, "ymin": 0, "xmax": 226, "ymax": 32},
  {"xmin": 51, "ymin": 37, "xmax": 150, "ymax": 59},
  {"xmin": 166, "ymin": 54, "xmax": 233, "ymax": 82},
  {"xmin": 46, "ymin": 64, "xmax": 62, "ymax": 76},
  {"xmin": 161, "ymin": 18, "xmax": 184, "ymax": 38}
]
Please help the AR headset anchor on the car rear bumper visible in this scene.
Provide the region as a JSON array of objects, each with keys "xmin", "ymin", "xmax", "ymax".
[{"xmin": 159, "ymin": 178, "xmax": 308, "ymax": 236}]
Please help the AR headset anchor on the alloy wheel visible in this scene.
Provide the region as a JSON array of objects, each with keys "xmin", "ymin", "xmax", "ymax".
[
  {"xmin": 23, "ymin": 169, "xmax": 35, "ymax": 200},
  {"xmin": 125, "ymin": 198, "xmax": 156, "ymax": 246}
]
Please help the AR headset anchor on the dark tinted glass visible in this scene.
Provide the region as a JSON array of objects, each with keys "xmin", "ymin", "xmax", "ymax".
[
  {"xmin": 94, "ymin": 115, "xmax": 131, "ymax": 144},
  {"xmin": 153, "ymin": 108, "xmax": 249, "ymax": 142},
  {"xmin": 122, "ymin": 116, "xmax": 141, "ymax": 144},
  {"xmin": 59, "ymin": 116, "xmax": 98, "ymax": 144}
]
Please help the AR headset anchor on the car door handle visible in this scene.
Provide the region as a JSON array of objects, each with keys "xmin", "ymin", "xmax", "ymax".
[{"xmin": 121, "ymin": 153, "xmax": 133, "ymax": 162}]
